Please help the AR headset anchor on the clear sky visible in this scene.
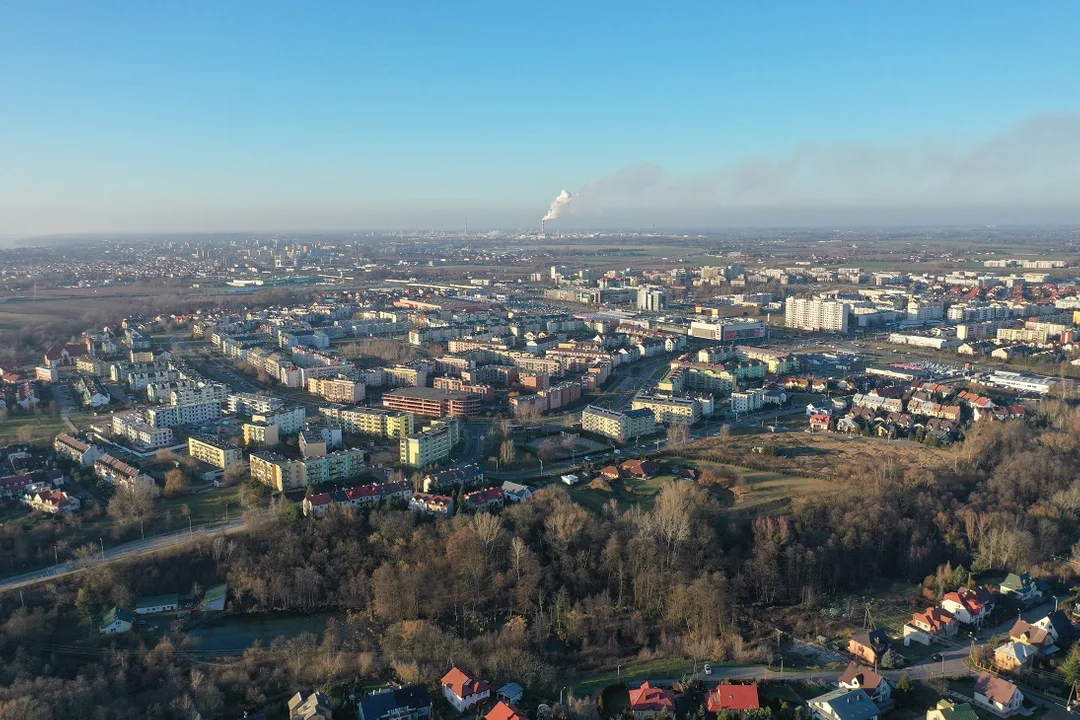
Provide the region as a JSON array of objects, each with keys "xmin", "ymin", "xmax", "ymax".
[{"xmin": 2, "ymin": 1, "xmax": 1078, "ymax": 236}]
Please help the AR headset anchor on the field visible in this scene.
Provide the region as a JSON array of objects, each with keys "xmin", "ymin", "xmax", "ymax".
[
  {"xmin": 0, "ymin": 414, "xmax": 70, "ymax": 445},
  {"xmin": 682, "ymin": 431, "xmax": 953, "ymax": 482},
  {"xmin": 569, "ymin": 460, "xmax": 832, "ymax": 516},
  {"xmin": 572, "ymin": 658, "xmax": 696, "ymax": 695}
]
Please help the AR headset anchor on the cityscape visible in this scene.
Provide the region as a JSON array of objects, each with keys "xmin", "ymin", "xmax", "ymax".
[{"xmin": 3, "ymin": 3, "xmax": 1080, "ymax": 720}]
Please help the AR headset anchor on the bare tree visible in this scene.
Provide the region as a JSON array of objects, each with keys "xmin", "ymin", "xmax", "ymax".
[{"xmin": 499, "ymin": 439, "xmax": 517, "ymax": 467}]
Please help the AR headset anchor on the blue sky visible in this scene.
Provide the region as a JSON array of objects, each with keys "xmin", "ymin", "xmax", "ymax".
[{"xmin": 1, "ymin": 1, "xmax": 1078, "ymax": 234}]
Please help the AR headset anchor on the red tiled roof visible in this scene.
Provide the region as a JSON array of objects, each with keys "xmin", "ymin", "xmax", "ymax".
[
  {"xmin": 307, "ymin": 493, "xmax": 332, "ymax": 506},
  {"xmin": 442, "ymin": 667, "xmax": 491, "ymax": 700},
  {"xmin": 486, "ymin": 701, "xmax": 527, "ymax": 720},
  {"xmin": 629, "ymin": 682, "xmax": 676, "ymax": 713},
  {"xmin": 707, "ymin": 684, "xmax": 760, "ymax": 712}
]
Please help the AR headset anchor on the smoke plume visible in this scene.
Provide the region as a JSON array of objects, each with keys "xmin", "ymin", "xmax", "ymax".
[{"xmin": 542, "ymin": 189, "xmax": 573, "ymax": 221}]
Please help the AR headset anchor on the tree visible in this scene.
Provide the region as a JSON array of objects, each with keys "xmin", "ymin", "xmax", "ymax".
[
  {"xmin": 879, "ymin": 648, "xmax": 904, "ymax": 669},
  {"xmin": 223, "ymin": 462, "xmax": 247, "ymax": 486},
  {"xmin": 1061, "ymin": 646, "xmax": 1080, "ymax": 686},
  {"xmin": 894, "ymin": 673, "xmax": 915, "ymax": 708},
  {"xmin": 499, "ymin": 439, "xmax": 517, "ymax": 467},
  {"xmin": 537, "ymin": 438, "xmax": 560, "ymax": 463},
  {"xmin": 15, "ymin": 424, "xmax": 33, "ymax": 444},
  {"xmin": 164, "ymin": 469, "xmax": 190, "ymax": 497},
  {"xmin": 76, "ymin": 585, "xmax": 103, "ymax": 627},
  {"xmin": 666, "ymin": 423, "xmax": 690, "ymax": 449},
  {"xmin": 107, "ymin": 482, "xmax": 157, "ymax": 530}
]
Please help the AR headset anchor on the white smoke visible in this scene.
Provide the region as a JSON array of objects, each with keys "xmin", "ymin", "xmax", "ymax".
[{"xmin": 542, "ymin": 189, "xmax": 573, "ymax": 221}]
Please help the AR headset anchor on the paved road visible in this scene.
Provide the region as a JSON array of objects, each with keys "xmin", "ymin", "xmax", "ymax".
[{"xmin": 0, "ymin": 515, "xmax": 253, "ymax": 594}]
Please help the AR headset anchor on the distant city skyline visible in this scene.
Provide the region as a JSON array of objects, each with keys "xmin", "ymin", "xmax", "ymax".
[{"xmin": 2, "ymin": 2, "xmax": 1079, "ymax": 237}]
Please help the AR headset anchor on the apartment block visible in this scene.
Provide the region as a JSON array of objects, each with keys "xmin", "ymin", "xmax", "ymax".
[
  {"xmin": 187, "ymin": 435, "xmax": 244, "ymax": 469},
  {"xmin": 227, "ymin": 392, "xmax": 285, "ymax": 416},
  {"xmin": 784, "ymin": 298, "xmax": 850, "ymax": 333},
  {"xmin": 319, "ymin": 405, "xmax": 413, "ymax": 439},
  {"xmin": 251, "ymin": 406, "xmax": 306, "ymax": 435},
  {"xmin": 147, "ymin": 401, "xmax": 221, "ymax": 428},
  {"xmin": 631, "ymin": 393, "xmax": 702, "ymax": 425},
  {"xmin": 249, "ymin": 447, "xmax": 366, "ymax": 491},
  {"xmin": 307, "ymin": 376, "xmax": 366, "ymax": 403},
  {"xmin": 382, "ymin": 387, "xmax": 481, "ymax": 419},
  {"xmin": 400, "ymin": 418, "xmax": 462, "ymax": 467},
  {"xmin": 581, "ymin": 405, "xmax": 657, "ymax": 442}
]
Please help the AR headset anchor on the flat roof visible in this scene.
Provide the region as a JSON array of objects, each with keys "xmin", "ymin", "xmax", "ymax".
[{"xmin": 384, "ymin": 386, "xmax": 476, "ymax": 401}]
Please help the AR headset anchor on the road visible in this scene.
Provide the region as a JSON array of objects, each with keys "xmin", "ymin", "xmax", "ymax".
[{"xmin": 0, "ymin": 515, "xmax": 253, "ymax": 594}]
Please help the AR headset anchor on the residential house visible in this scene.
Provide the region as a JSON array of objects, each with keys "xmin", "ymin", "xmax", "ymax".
[
  {"xmin": 808, "ymin": 689, "xmax": 880, "ymax": 720},
  {"xmin": 941, "ymin": 587, "xmax": 994, "ymax": 625},
  {"xmin": 497, "ymin": 683, "xmax": 524, "ymax": 706},
  {"xmin": 837, "ymin": 663, "xmax": 892, "ymax": 706},
  {"xmin": 849, "ymin": 630, "xmax": 891, "ymax": 666},
  {"xmin": 620, "ymin": 459, "xmax": 660, "ymax": 479},
  {"xmin": 628, "ymin": 682, "xmax": 676, "ymax": 720},
  {"xmin": 926, "ymin": 700, "xmax": 978, "ymax": 720},
  {"xmin": 23, "ymin": 489, "xmax": 80, "ymax": 514},
  {"xmin": 408, "ymin": 492, "xmax": 454, "ymax": 517},
  {"xmin": 486, "ymin": 701, "xmax": 528, "ymax": 720},
  {"xmin": 302, "ymin": 493, "xmax": 334, "ymax": 518},
  {"xmin": 99, "ymin": 607, "xmax": 134, "ymax": 634},
  {"xmin": 1008, "ymin": 620, "xmax": 1057, "ymax": 655},
  {"xmin": 288, "ymin": 691, "xmax": 333, "ymax": 720},
  {"xmin": 357, "ymin": 685, "xmax": 432, "ymax": 720},
  {"xmin": 599, "ymin": 465, "xmax": 623, "ymax": 479},
  {"xmin": 501, "ymin": 481, "xmax": 535, "ymax": 503},
  {"xmin": 462, "ymin": 487, "xmax": 505, "ymax": 513},
  {"xmin": 53, "ymin": 434, "xmax": 105, "ymax": 467},
  {"xmin": 441, "ymin": 667, "xmax": 491, "ymax": 712},
  {"xmin": 707, "ymin": 684, "xmax": 761, "ymax": 714},
  {"xmin": 0, "ymin": 474, "xmax": 34, "ymax": 500},
  {"xmin": 904, "ymin": 607, "xmax": 958, "ymax": 645},
  {"xmin": 135, "ymin": 594, "xmax": 180, "ymax": 615},
  {"xmin": 999, "ymin": 573, "xmax": 1047, "ymax": 603},
  {"xmin": 810, "ymin": 413, "xmax": 833, "ymax": 432},
  {"xmin": 973, "ymin": 673, "xmax": 1023, "ymax": 717},
  {"xmin": 1033, "ymin": 610, "xmax": 1073, "ymax": 643},
  {"xmin": 993, "ymin": 641, "xmax": 1036, "ymax": 670}
]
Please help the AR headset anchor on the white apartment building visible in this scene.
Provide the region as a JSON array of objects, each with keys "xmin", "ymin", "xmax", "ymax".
[
  {"xmin": 251, "ymin": 406, "xmax": 307, "ymax": 435},
  {"xmin": 146, "ymin": 401, "xmax": 221, "ymax": 428},
  {"xmin": 169, "ymin": 384, "xmax": 228, "ymax": 406},
  {"xmin": 581, "ymin": 405, "xmax": 657, "ymax": 442},
  {"xmin": 784, "ymin": 298, "xmax": 850, "ymax": 333},
  {"xmin": 731, "ymin": 389, "xmax": 766, "ymax": 414}
]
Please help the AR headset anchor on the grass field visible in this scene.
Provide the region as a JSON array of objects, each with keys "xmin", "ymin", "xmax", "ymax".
[
  {"xmin": 0, "ymin": 414, "xmax": 69, "ymax": 445},
  {"xmin": 573, "ymin": 658, "xmax": 697, "ymax": 695},
  {"xmin": 568, "ymin": 460, "xmax": 833, "ymax": 517},
  {"xmin": 569, "ymin": 473, "xmax": 671, "ymax": 514},
  {"xmin": 156, "ymin": 485, "xmax": 243, "ymax": 527}
]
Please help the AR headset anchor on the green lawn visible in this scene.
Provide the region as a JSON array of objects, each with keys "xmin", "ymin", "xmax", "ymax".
[
  {"xmin": 0, "ymin": 502, "xmax": 29, "ymax": 524},
  {"xmin": 569, "ymin": 473, "xmax": 673, "ymax": 514},
  {"xmin": 156, "ymin": 485, "xmax": 242, "ymax": 527},
  {"xmin": 0, "ymin": 414, "xmax": 69, "ymax": 445},
  {"xmin": 573, "ymin": 658, "xmax": 697, "ymax": 696}
]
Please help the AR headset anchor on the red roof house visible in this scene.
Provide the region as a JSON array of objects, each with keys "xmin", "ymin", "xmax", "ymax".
[
  {"xmin": 628, "ymin": 682, "xmax": 676, "ymax": 720},
  {"xmin": 486, "ymin": 701, "xmax": 528, "ymax": 720},
  {"xmin": 441, "ymin": 667, "xmax": 492, "ymax": 712},
  {"xmin": 707, "ymin": 684, "xmax": 760, "ymax": 713},
  {"xmin": 620, "ymin": 459, "xmax": 660, "ymax": 479}
]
